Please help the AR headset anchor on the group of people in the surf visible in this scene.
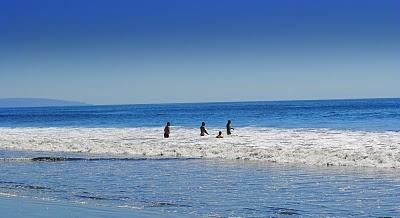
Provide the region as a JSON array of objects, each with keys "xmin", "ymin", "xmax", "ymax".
[{"xmin": 163, "ymin": 120, "xmax": 234, "ymax": 139}]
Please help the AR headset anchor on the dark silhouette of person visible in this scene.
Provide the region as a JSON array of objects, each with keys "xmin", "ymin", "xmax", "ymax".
[
  {"xmin": 164, "ymin": 122, "xmax": 171, "ymax": 138},
  {"xmin": 200, "ymin": 122, "xmax": 209, "ymax": 136},
  {"xmin": 216, "ymin": 131, "xmax": 223, "ymax": 138},
  {"xmin": 226, "ymin": 120, "xmax": 234, "ymax": 135}
]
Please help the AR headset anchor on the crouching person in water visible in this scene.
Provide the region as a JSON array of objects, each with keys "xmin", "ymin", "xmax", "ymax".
[
  {"xmin": 164, "ymin": 122, "xmax": 171, "ymax": 138},
  {"xmin": 216, "ymin": 131, "xmax": 224, "ymax": 138},
  {"xmin": 200, "ymin": 122, "xmax": 209, "ymax": 136}
]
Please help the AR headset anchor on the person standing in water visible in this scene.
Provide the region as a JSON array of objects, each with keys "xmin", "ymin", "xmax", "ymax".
[
  {"xmin": 226, "ymin": 120, "xmax": 234, "ymax": 135},
  {"xmin": 200, "ymin": 122, "xmax": 209, "ymax": 136},
  {"xmin": 164, "ymin": 122, "xmax": 171, "ymax": 138}
]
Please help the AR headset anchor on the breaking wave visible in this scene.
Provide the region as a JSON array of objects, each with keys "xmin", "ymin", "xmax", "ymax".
[{"xmin": 1, "ymin": 127, "xmax": 400, "ymax": 168}]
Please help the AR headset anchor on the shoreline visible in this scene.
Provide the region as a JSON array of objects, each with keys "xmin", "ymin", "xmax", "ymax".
[
  {"xmin": 1, "ymin": 148, "xmax": 399, "ymax": 217},
  {"xmin": 0, "ymin": 196, "xmax": 178, "ymax": 218}
]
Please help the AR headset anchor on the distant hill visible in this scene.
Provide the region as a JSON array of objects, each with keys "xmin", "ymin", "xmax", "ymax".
[{"xmin": 0, "ymin": 98, "xmax": 90, "ymax": 108}]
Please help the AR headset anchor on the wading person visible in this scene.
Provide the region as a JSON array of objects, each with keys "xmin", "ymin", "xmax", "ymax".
[
  {"xmin": 226, "ymin": 120, "xmax": 234, "ymax": 135},
  {"xmin": 200, "ymin": 122, "xmax": 209, "ymax": 136},
  {"xmin": 164, "ymin": 122, "xmax": 171, "ymax": 138}
]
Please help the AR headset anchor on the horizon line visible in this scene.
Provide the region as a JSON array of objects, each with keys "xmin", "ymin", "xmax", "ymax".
[
  {"xmin": 0, "ymin": 96, "xmax": 399, "ymax": 109},
  {"xmin": 98, "ymin": 97, "xmax": 400, "ymax": 106}
]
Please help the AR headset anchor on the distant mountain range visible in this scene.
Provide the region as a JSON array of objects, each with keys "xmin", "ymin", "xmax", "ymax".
[{"xmin": 0, "ymin": 98, "xmax": 89, "ymax": 108}]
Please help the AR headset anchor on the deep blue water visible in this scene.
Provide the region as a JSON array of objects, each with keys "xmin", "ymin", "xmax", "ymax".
[{"xmin": 0, "ymin": 98, "xmax": 399, "ymax": 131}]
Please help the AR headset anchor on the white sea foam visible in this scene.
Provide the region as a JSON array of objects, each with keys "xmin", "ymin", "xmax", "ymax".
[
  {"xmin": 0, "ymin": 192, "xmax": 17, "ymax": 197},
  {"xmin": 1, "ymin": 127, "xmax": 400, "ymax": 168}
]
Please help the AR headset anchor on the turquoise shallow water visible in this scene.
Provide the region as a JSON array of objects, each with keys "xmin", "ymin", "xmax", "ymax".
[{"xmin": 1, "ymin": 150, "xmax": 399, "ymax": 217}]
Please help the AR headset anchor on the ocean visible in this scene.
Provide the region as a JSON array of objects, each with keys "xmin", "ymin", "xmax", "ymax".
[{"xmin": 1, "ymin": 98, "xmax": 400, "ymax": 217}]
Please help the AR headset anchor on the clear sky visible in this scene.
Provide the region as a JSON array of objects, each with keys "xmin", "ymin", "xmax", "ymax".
[{"xmin": 0, "ymin": 0, "xmax": 399, "ymax": 104}]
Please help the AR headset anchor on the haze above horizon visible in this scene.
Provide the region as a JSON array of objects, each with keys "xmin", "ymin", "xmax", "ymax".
[{"xmin": 0, "ymin": 0, "xmax": 399, "ymax": 105}]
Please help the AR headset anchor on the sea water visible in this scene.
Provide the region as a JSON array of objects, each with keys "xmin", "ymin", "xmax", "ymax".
[
  {"xmin": 1, "ymin": 99, "xmax": 400, "ymax": 217},
  {"xmin": 0, "ymin": 98, "xmax": 399, "ymax": 130}
]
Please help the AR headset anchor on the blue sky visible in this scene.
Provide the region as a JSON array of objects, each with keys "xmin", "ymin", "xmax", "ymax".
[{"xmin": 0, "ymin": 0, "xmax": 399, "ymax": 104}]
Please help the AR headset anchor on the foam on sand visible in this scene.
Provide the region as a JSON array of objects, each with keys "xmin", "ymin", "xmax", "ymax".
[{"xmin": 1, "ymin": 127, "xmax": 399, "ymax": 168}]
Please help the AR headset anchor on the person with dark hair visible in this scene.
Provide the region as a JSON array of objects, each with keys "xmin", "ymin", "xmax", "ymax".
[
  {"xmin": 216, "ymin": 131, "xmax": 224, "ymax": 138},
  {"xmin": 226, "ymin": 120, "xmax": 234, "ymax": 135},
  {"xmin": 200, "ymin": 122, "xmax": 209, "ymax": 136},
  {"xmin": 164, "ymin": 122, "xmax": 171, "ymax": 138}
]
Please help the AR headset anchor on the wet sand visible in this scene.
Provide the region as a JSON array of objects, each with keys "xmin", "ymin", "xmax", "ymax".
[{"xmin": 0, "ymin": 197, "xmax": 176, "ymax": 218}]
